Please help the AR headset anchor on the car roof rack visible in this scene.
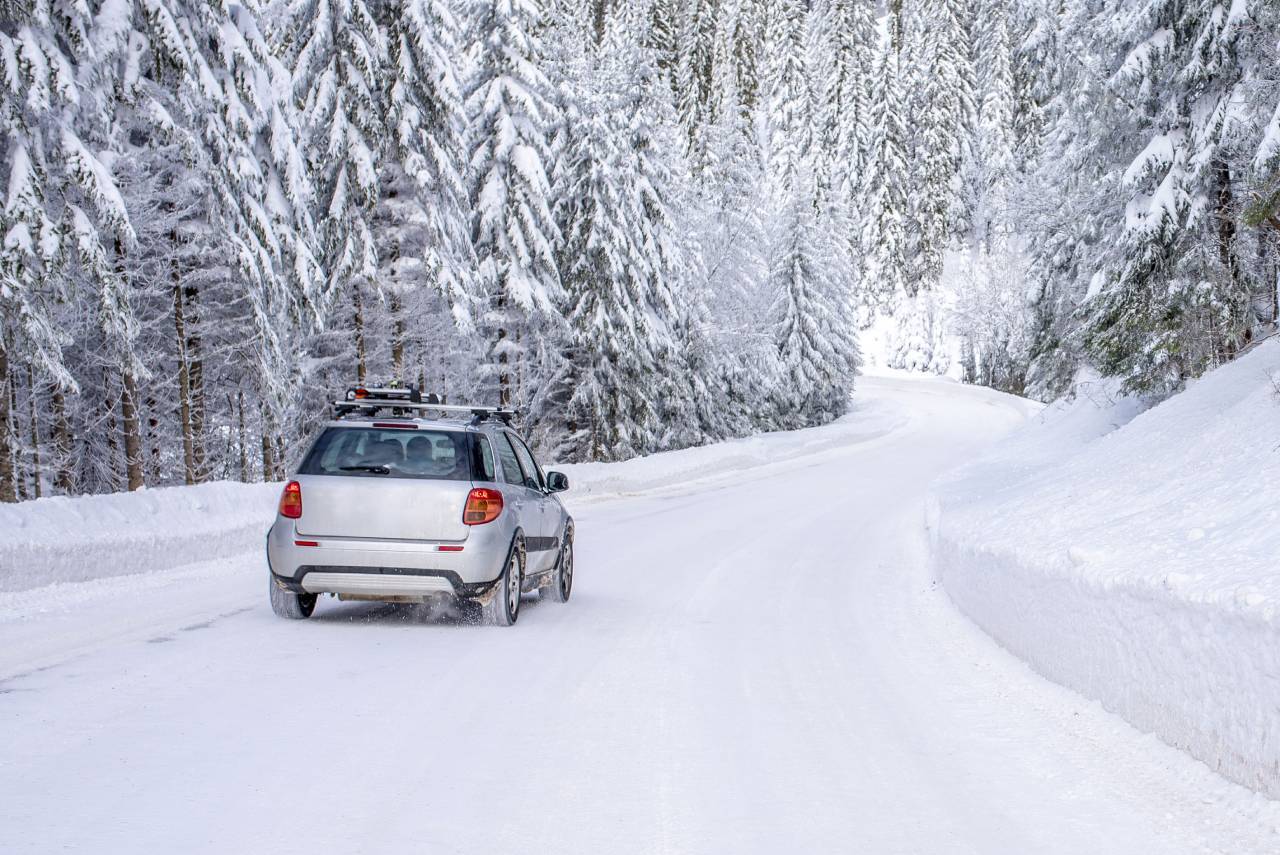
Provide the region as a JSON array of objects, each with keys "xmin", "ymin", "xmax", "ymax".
[{"xmin": 331, "ymin": 385, "xmax": 516, "ymax": 426}]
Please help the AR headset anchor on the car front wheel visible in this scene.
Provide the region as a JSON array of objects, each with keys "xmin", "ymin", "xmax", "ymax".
[{"xmin": 542, "ymin": 527, "xmax": 573, "ymax": 604}]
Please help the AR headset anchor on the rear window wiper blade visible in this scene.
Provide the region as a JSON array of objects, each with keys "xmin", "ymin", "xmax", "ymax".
[{"xmin": 339, "ymin": 465, "xmax": 391, "ymax": 474}]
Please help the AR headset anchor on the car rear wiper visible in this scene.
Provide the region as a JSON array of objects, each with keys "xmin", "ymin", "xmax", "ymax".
[{"xmin": 340, "ymin": 465, "xmax": 391, "ymax": 474}]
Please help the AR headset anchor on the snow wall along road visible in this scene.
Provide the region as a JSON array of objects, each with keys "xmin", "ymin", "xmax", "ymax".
[
  {"xmin": 0, "ymin": 482, "xmax": 281, "ymax": 593},
  {"xmin": 928, "ymin": 342, "xmax": 1280, "ymax": 799}
]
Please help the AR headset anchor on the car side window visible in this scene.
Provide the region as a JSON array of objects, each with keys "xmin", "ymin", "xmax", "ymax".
[
  {"xmin": 503, "ymin": 432, "xmax": 542, "ymax": 490},
  {"xmin": 494, "ymin": 432, "xmax": 526, "ymax": 487},
  {"xmin": 509, "ymin": 433, "xmax": 546, "ymax": 489},
  {"xmin": 473, "ymin": 435, "xmax": 497, "ymax": 482}
]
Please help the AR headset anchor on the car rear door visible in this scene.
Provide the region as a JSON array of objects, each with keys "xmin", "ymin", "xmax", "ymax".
[
  {"xmin": 506, "ymin": 431, "xmax": 561, "ymax": 571},
  {"xmin": 491, "ymin": 431, "xmax": 544, "ymax": 558}
]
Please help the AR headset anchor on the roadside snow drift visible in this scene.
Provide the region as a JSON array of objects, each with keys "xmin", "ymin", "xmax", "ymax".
[
  {"xmin": 0, "ymin": 482, "xmax": 280, "ymax": 593},
  {"xmin": 930, "ymin": 341, "xmax": 1280, "ymax": 799}
]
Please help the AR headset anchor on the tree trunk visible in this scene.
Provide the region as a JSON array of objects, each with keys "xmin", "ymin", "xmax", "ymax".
[
  {"xmin": 145, "ymin": 394, "xmax": 161, "ymax": 483},
  {"xmin": 1259, "ymin": 233, "xmax": 1280, "ymax": 327},
  {"xmin": 1214, "ymin": 161, "xmax": 1250, "ymax": 363},
  {"xmin": 495, "ymin": 296, "xmax": 510, "ymax": 407},
  {"xmin": 515, "ymin": 328, "xmax": 524, "ymax": 406},
  {"xmin": 184, "ymin": 283, "xmax": 208, "ymax": 482},
  {"xmin": 51, "ymin": 387, "xmax": 73, "ymax": 493},
  {"xmin": 498, "ymin": 340, "xmax": 509, "ymax": 406},
  {"xmin": 261, "ymin": 403, "xmax": 275, "ymax": 482},
  {"xmin": 120, "ymin": 367, "xmax": 145, "ymax": 492},
  {"xmin": 353, "ymin": 282, "xmax": 368, "ymax": 383},
  {"xmin": 174, "ymin": 280, "xmax": 196, "ymax": 484},
  {"xmin": 0, "ymin": 344, "xmax": 16, "ymax": 502},
  {"xmin": 275, "ymin": 435, "xmax": 286, "ymax": 479},
  {"xmin": 590, "ymin": 0, "xmax": 606, "ymax": 44},
  {"xmin": 104, "ymin": 370, "xmax": 122, "ymax": 493},
  {"xmin": 237, "ymin": 391, "xmax": 249, "ymax": 482},
  {"xmin": 391, "ymin": 293, "xmax": 405, "ymax": 380},
  {"xmin": 10, "ymin": 368, "xmax": 25, "ymax": 500},
  {"xmin": 26, "ymin": 364, "xmax": 41, "ymax": 499}
]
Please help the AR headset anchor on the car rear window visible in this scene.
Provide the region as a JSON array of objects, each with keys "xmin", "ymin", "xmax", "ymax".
[{"xmin": 298, "ymin": 427, "xmax": 475, "ymax": 481}]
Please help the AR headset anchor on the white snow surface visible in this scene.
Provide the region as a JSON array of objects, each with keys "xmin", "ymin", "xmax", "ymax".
[
  {"xmin": 3, "ymin": 375, "xmax": 1279, "ymax": 854},
  {"xmin": 930, "ymin": 341, "xmax": 1280, "ymax": 800},
  {"xmin": 0, "ymin": 481, "xmax": 280, "ymax": 593}
]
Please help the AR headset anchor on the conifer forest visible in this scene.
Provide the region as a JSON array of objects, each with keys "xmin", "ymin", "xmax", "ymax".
[{"xmin": 1, "ymin": 0, "xmax": 1278, "ymax": 499}]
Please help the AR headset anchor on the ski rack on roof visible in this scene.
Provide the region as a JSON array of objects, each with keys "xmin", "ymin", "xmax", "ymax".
[{"xmin": 331, "ymin": 385, "xmax": 516, "ymax": 426}]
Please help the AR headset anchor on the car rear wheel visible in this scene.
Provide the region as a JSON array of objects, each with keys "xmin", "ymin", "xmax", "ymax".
[
  {"xmin": 542, "ymin": 528, "xmax": 573, "ymax": 604},
  {"xmin": 484, "ymin": 538, "xmax": 524, "ymax": 626},
  {"xmin": 269, "ymin": 576, "xmax": 317, "ymax": 619}
]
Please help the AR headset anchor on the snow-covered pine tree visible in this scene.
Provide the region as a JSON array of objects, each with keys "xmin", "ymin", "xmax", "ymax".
[
  {"xmin": 762, "ymin": 0, "xmax": 810, "ymax": 194},
  {"xmin": 696, "ymin": 0, "xmax": 777, "ymax": 435},
  {"xmin": 0, "ymin": 2, "xmax": 155, "ymax": 497},
  {"xmin": 732, "ymin": 0, "xmax": 767, "ymax": 114},
  {"xmin": 464, "ymin": 0, "xmax": 562, "ymax": 408},
  {"xmin": 860, "ymin": 3, "xmax": 911, "ymax": 315},
  {"xmin": 763, "ymin": 0, "xmax": 859, "ymax": 426},
  {"xmin": 1243, "ymin": 0, "xmax": 1280, "ymax": 317},
  {"xmin": 1017, "ymin": 0, "xmax": 1108, "ymax": 399},
  {"xmin": 1010, "ymin": 0, "xmax": 1054, "ymax": 171},
  {"xmin": 132, "ymin": 0, "xmax": 325, "ymax": 483},
  {"xmin": 616, "ymin": 1, "xmax": 711, "ymax": 451},
  {"xmin": 770, "ymin": 160, "xmax": 861, "ymax": 426},
  {"xmin": 0, "ymin": 10, "xmax": 85, "ymax": 498},
  {"xmin": 373, "ymin": 0, "xmax": 476, "ymax": 386},
  {"xmin": 970, "ymin": 0, "xmax": 1017, "ymax": 247},
  {"xmin": 282, "ymin": 0, "xmax": 387, "ymax": 384},
  {"xmin": 675, "ymin": 0, "xmax": 719, "ymax": 173},
  {"xmin": 540, "ymin": 1, "xmax": 708, "ymax": 461},
  {"xmin": 549, "ymin": 81, "xmax": 655, "ymax": 458},
  {"xmin": 952, "ymin": 243, "xmax": 1032, "ymax": 393},
  {"xmin": 648, "ymin": 0, "xmax": 680, "ymax": 99},
  {"xmin": 908, "ymin": 0, "xmax": 975, "ymax": 285},
  {"xmin": 821, "ymin": 0, "xmax": 877, "ymax": 225},
  {"xmin": 1081, "ymin": 0, "xmax": 1259, "ymax": 394}
]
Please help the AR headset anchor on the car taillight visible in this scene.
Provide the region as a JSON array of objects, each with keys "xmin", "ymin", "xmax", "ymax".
[
  {"xmin": 279, "ymin": 481, "xmax": 303, "ymax": 519},
  {"xmin": 463, "ymin": 488, "xmax": 503, "ymax": 525}
]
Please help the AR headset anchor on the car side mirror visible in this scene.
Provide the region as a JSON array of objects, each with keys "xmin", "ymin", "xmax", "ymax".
[{"xmin": 546, "ymin": 471, "xmax": 569, "ymax": 493}]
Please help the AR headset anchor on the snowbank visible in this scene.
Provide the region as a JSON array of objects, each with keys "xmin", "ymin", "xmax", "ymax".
[
  {"xmin": 0, "ymin": 482, "xmax": 281, "ymax": 593},
  {"xmin": 554, "ymin": 397, "xmax": 905, "ymax": 500},
  {"xmin": 0, "ymin": 394, "xmax": 906, "ymax": 594},
  {"xmin": 929, "ymin": 343, "xmax": 1280, "ymax": 799}
]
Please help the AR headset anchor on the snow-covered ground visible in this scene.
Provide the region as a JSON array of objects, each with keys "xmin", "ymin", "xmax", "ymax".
[
  {"xmin": 930, "ymin": 340, "xmax": 1280, "ymax": 801},
  {"xmin": 0, "ymin": 481, "xmax": 280, "ymax": 593},
  {"xmin": 2, "ymin": 375, "xmax": 1279, "ymax": 854}
]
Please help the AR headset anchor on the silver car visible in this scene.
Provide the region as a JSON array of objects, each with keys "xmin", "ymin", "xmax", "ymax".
[{"xmin": 266, "ymin": 389, "xmax": 573, "ymax": 625}]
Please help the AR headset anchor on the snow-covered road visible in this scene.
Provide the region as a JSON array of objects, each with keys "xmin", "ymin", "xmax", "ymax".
[{"xmin": 2, "ymin": 377, "xmax": 1277, "ymax": 854}]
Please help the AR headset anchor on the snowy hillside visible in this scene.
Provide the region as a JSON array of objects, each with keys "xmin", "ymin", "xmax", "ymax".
[{"xmin": 930, "ymin": 340, "xmax": 1280, "ymax": 799}]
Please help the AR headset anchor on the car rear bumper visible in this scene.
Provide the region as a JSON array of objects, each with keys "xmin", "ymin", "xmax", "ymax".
[
  {"xmin": 266, "ymin": 518, "xmax": 509, "ymax": 598},
  {"xmin": 295, "ymin": 568, "xmax": 459, "ymax": 596}
]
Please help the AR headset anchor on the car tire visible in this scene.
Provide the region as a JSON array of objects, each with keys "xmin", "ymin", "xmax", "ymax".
[
  {"xmin": 269, "ymin": 576, "xmax": 317, "ymax": 619},
  {"xmin": 485, "ymin": 537, "xmax": 525, "ymax": 627},
  {"xmin": 542, "ymin": 526, "xmax": 573, "ymax": 604}
]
